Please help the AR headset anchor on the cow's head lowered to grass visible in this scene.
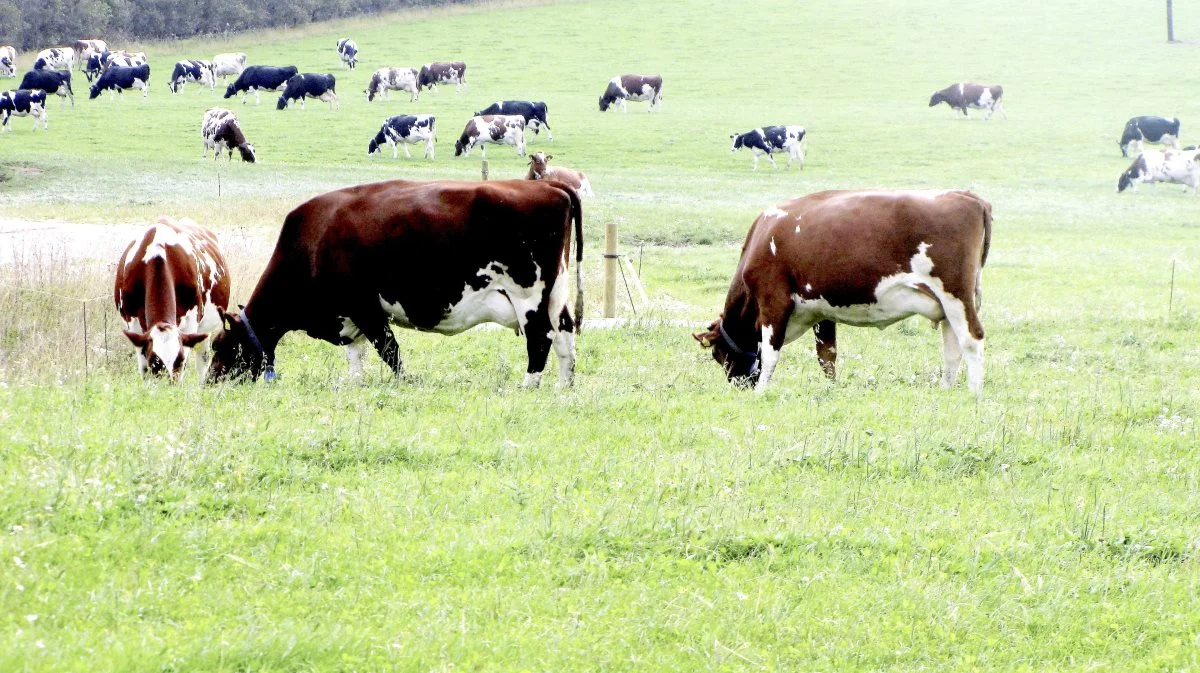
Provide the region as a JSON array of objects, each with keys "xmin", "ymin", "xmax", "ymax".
[
  {"xmin": 124, "ymin": 322, "xmax": 209, "ymax": 380},
  {"xmin": 693, "ymin": 319, "xmax": 760, "ymax": 388},
  {"xmin": 206, "ymin": 307, "xmax": 267, "ymax": 383}
]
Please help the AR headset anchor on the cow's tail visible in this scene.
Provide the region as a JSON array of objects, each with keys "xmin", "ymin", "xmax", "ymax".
[
  {"xmin": 568, "ymin": 185, "xmax": 584, "ymax": 333},
  {"xmin": 976, "ymin": 198, "xmax": 992, "ymax": 309}
]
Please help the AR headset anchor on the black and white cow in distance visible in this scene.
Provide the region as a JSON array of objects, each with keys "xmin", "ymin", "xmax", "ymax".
[
  {"xmin": 474, "ymin": 100, "xmax": 552, "ymax": 141},
  {"xmin": 730, "ymin": 126, "xmax": 805, "ymax": 171},
  {"xmin": 104, "ymin": 51, "xmax": 148, "ymax": 72},
  {"xmin": 1118, "ymin": 116, "xmax": 1180, "ymax": 157},
  {"xmin": 224, "ymin": 65, "xmax": 297, "ymax": 105},
  {"xmin": 169, "ymin": 59, "xmax": 215, "ymax": 93},
  {"xmin": 202, "ymin": 107, "xmax": 256, "ymax": 162},
  {"xmin": 337, "ymin": 38, "xmax": 357, "ymax": 69},
  {"xmin": 205, "ymin": 179, "xmax": 584, "ymax": 389},
  {"xmin": 0, "ymin": 46, "xmax": 16, "ymax": 78},
  {"xmin": 928, "ymin": 82, "xmax": 1005, "ymax": 119},
  {"xmin": 19, "ymin": 69, "xmax": 73, "ymax": 105},
  {"xmin": 73, "ymin": 40, "xmax": 107, "ymax": 67},
  {"xmin": 34, "ymin": 47, "xmax": 75, "ymax": 71},
  {"xmin": 368, "ymin": 114, "xmax": 436, "ymax": 159},
  {"xmin": 365, "ymin": 67, "xmax": 419, "ymax": 102},
  {"xmin": 89, "ymin": 64, "xmax": 151, "ymax": 99},
  {"xmin": 212, "ymin": 53, "xmax": 247, "ymax": 82},
  {"xmin": 598, "ymin": 74, "xmax": 663, "ymax": 112},
  {"xmin": 454, "ymin": 115, "xmax": 526, "ymax": 158},
  {"xmin": 0, "ymin": 89, "xmax": 49, "ymax": 132},
  {"xmin": 277, "ymin": 73, "xmax": 338, "ymax": 110},
  {"xmin": 1117, "ymin": 149, "xmax": 1200, "ymax": 194},
  {"xmin": 84, "ymin": 53, "xmax": 107, "ymax": 81},
  {"xmin": 418, "ymin": 61, "xmax": 467, "ymax": 92}
]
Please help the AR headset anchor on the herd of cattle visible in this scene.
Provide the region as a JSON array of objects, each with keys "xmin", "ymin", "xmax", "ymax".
[{"xmin": 2, "ymin": 34, "xmax": 1195, "ymax": 392}]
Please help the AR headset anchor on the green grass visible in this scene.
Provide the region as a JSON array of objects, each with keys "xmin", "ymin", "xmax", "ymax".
[{"xmin": 2, "ymin": 0, "xmax": 1200, "ymax": 670}]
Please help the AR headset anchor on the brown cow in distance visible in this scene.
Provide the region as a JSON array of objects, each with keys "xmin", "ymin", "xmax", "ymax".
[
  {"xmin": 418, "ymin": 61, "xmax": 466, "ymax": 92},
  {"xmin": 115, "ymin": 217, "xmax": 231, "ymax": 380},
  {"xmin": 695, "ymin": 190, "xmax": 991, "ymax": 394},
  {"xmin": 929, "ymin": 82, "xmax": 1005, "ymax": 119},
  {"xmin": 206, "ymin": 179, "xmax": 584, "ymax": 388}
]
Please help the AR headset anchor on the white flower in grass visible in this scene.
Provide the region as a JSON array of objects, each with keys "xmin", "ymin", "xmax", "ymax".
[
  {"xmin": 25, "ymin": 614, "xmax": 37, "ymax": 623},
  {"xmin": 13, "ymin": 556, "xmax": 25, "ymax": 569},
  {"xmin": 16, "ymin": 584, "xmax": 24, "ymax": 592},
  {"xmin": 35, "ymin": 640, "xmax": 44, "ymax": 649},
  {"xmin": 735, "ymin": 591, "xmax": 748, "ymax": 601}
]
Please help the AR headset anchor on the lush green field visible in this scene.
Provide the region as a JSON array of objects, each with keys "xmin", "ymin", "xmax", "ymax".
[{"xmin": 3, "ymin": 0, "xmax": 1200, "ymax": 670}]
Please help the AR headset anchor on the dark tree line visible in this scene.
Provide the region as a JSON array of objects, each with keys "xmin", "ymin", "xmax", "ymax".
[{"xmin": 0, "ymin": 0, "xmax": 468, "ymax": 51}]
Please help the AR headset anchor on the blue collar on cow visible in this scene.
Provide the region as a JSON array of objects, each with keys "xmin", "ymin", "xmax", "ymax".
[
  {"xmin": 719, "ymin": 321, "xmax": 760, "ymax": 375},
  {"xmin": 241, "ymin": 308, "xmax": 277, "ymax": 382}
]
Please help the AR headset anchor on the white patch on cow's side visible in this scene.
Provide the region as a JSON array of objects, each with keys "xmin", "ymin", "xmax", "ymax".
[
  {"xmin": 339, "ymin": 317, "xmax": 362, "ymax": 340},
  {"xmin": 804, "ymin": 283, "xmax": 813, "ymax": 293},
  {"xmin": 142, "ymin": 223, "xmax": 192, "ymax": 263},
  {"xmin": 764, "ymin": 207, "xmax": 788, "ymax": 220},
  {"xmin": 754, "ymin": 325, "xmax": 779, "ymax": 393},
  {"xmin": 378, "ymin": 261, "xmax": 546, "ymax": 336},
  {"xmin": 769, "ymin": 236, "xmax": 777, "ymax": 256},
  {"xmin": 787, "ymin": 243, "xmax": 944, "ymax": 336}
]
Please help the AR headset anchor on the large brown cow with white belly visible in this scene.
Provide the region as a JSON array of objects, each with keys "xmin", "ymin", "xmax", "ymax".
[
  {"xmin": 206, "ymin": 180, "xmax": 584, "ymax": 388},
  {"xmin": 694, "ymin": 190, "xmax": 991, "ymax": 394},
  {"xmin": 115, "ymin": 217, "xmax": 231, "ymax": 380}
]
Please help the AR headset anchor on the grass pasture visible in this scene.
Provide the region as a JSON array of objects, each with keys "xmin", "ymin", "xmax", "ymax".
[{"xmin": 2, "ymin": 0, "xmax": 1200, "ymax": 670}]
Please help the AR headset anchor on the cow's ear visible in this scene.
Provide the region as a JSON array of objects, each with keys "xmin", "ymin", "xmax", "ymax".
[
  {"xmin": 123, "ymin": 330, "xmax": 150, "ymax": 347},
  {"xmin": 545, "ymin": 155, "xmax": 553, "ymax": 161},
  {"xmin": 180, "ymin": 332, "xmax": 209, "ymax": 347}
]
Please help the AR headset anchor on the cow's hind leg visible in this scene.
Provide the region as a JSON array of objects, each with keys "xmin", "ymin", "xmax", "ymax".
[
  {"xmin": 522, "ymin": 308, "xmax": 556, "ymax": 388},
  {"xmin": 940, "ymin": 320, "xmax": 962, "ymax": 387},
  {"xmin": 553, "ymin": 306, "xmax": 577, "ymax": 387},
  {"xmin": 937, "ymin": 292, "xmax": 985, "ymax": 395},
  {"xmin": 814, "ymin": 320, "xmax": 837, "ymax": 379}
]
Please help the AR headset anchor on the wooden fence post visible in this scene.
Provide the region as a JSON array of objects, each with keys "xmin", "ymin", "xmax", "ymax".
[
  {"xmin": 604, "ymin": 223, "xmax": 618, "ymax": 318},
  {"xmin": 1168, "ymin": 0, "xmax": 1176, "ymax": 42},
  {"xmin": 481, "ymin": 159, "xmax": 489, "ymax": 180}
]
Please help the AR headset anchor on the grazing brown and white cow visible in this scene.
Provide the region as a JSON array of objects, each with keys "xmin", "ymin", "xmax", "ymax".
[
  {"xmin": 365, "ymin": 67, "xmax": 419, "ymax": 102},
  {"xmin": 34, "ymin": 47, "xmax": 75, "ymax": 71},
  {"xmin": 598, "ymin": 74, "xmax": 663, "ymax": 112},
  {"xmin": 526, "ymin": 152, "xmax": 593, "ymax": 196},
  {"xmin": 454, "ymin": 115, "xmax": 526, "ymax": 157},
  {"xmin": 1117, "ymin": 148, "xmax": 1200, "ymax": 194},
  {"xmin": 212, "ymin": 53, "xmax": 247, "ymax": 82},
  {"xmin": 1, "ymin": 46, "xmax": 17, "ymax": 77},
  {"xmin": 73, "ymin": 39, "xmax": 107, "ymax": 66},
  {"xmin": 205, "ymin": 180, "xmax": 584, "ymax": 388},
  {"xmin": 115, "ymin": 217, "xmax": 231, "ymax": 380},
  {"xmin": 928, "ymin": 82, "xmax": 1005, "ymax": 119},
  {"xmin": 202, "ymin": 107, "xmax": 255, "ymax": 162},
  {"xmin": 418, "ymin": 61, "xmax": 467, "ymax": 92},
  {"xmin": 694, "ymin": 190, "xmax": 991, "ymax": 394}
]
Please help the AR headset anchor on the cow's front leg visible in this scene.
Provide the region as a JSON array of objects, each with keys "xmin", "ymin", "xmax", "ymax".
[
  {"xmin": 345, "ymin": 337, "xmax": 368, "ymax": 382},
  {"xmin": 402, "ymin": 142, "xmax": 412, "ymax": 159},
  {"xmin": 753, "ymin": 319, "xmax": 790, "ymax": 393},
  {"xmin": 814, "ymin": 320, "xmax": 837, "ymax": 379},
  {"xmin": 765, "ymin": 153, "xmax": 778, "ymax": 170},
  {"xmin": 522, "ymin": 309, "xmax": 555, "ymax": 388}
]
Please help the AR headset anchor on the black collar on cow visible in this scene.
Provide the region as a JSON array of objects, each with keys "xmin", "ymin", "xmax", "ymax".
[
  {"xmin": 240, "ymin": 307, "xmax": 277, "ymax": 382},
  {"xmin": 719, "ymin": 321, "xmax": 760, "ymax": 375}
]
